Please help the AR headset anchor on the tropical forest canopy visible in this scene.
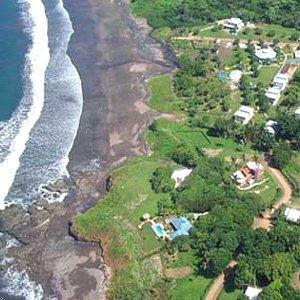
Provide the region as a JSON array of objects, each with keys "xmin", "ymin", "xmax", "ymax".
[{"xmin": 131, "ymin": 0, "xmax": 300, "ymax": 29}]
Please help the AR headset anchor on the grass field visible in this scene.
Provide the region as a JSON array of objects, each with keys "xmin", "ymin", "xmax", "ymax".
[
  {"xmin": 170, "ymin": 276, "xmax": 212, "ymax": 300},
  {"xmin": 147, "ymin": 119, "xmax": 255, "ymax": 160},
  {"xmin": 283, "ymin": 152, "xmax": 300, "ymax": 199},
  {"xmin": 148, "ymin": 74, "xmax": 180, "ymax": 113},
  {"xmin": 218, "ymin": 289, "xmax": 244, "ymax": 300},
  {"xmin": 74, "ymin": 157, "xmax": 169, "ymax": 298},
  {"xmin": 165, "ymin": 250, "xmax": 213, "ymax": 299},
  {"xmin": 253, "ymin": 65, "xmax": 279, "ymax": 87}
]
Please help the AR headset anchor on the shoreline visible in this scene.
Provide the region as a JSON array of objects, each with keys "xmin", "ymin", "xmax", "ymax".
[
  {"xmin": 64, "ymin": 0, "xmax": 174, "ymax": 293},
  {"xmin": 1, "ymin": 0, "xmax": 173, "ymax": 298}
]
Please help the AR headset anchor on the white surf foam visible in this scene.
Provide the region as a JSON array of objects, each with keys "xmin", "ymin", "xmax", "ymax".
[
  {"xmin": 0, "ymin": 267, "xmax": 43, "ymax": 300},
  {"xmin": 0, "ymin": 0, "xmax": 50, "ymax": 210}
]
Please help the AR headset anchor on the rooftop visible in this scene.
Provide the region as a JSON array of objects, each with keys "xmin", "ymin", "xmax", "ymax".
[
  {"xmin": 284, "ymin": 207, "xmax": 300, "ymax": 222},
  {"xmin": 265, "ymin": 120, "xmax": 278, "ymax": 135},
  {"xmin": 171, "ymin": 168, "xmax": 193, "ymax": 188},
  {"xmin": 169, "ymin": 216, "xmax": 193, "ymax": 239},
  {"xmin": 225, "ymin": 17, "xmax": 244, "ymax": 26},
  {"xmin": 229, "ymin": 70, "xmax": 243, "ymax": 83},
  {"xmin": 245, "ymin": 286, "xmax": 262, "ymax": 300},
  {"xmin": 255, "ymin": 46, "xmax": 277, "ymax": 60}
]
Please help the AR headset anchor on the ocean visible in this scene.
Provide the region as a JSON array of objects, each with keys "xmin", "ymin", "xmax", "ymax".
[{"xmin": 0, "ymin": 0, "xmax": 83, "ymax": 298}]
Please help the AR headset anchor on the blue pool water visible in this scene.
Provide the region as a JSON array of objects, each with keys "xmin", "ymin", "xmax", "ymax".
[{"xmin": 151, "ymin": 223, "xmax": 165, "ymax": 237}]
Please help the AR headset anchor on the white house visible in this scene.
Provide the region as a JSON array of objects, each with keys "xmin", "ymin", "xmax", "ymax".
[
  {"xmin": 221, "ymin": 17, "xmax": 245, "ymax": 33},
  {"xmin": 229, "ymin": 69, "xmax": 243, "ymax": 85},
  {"xmin": 295, "ymin": 106, "xmax": 300, "ymax": 120},
  {"xmin": 284, "ymin": 207, "xmax": 300, "ymax": 222},
  {"xmin": 171, "ymin": 168, "xmax": 193, "ymax": 188},
  {"xmin": 245, "ymin": 286, "xmax": 262, "ymax": 300},
  {"xmin": 273, "ymin": 73, "xmax": 289, "ymax": 91},
  {"xmin": 265, "ymin": 86, "xmax": 281, "ymax": 105},
  {"xmin": 255, "ymin": 46, "xmax": 277, "ymax": 63},
  {"xmin": 234, "ymin": 105, "xmax": 254, "ymax": 124},
  {"xmin": 294, "ymin": 49, "xmax": 300, "ymax": 59},
  {"xmin": 264, "ymin": 120, "xmax": 278, "ymax": 136}
]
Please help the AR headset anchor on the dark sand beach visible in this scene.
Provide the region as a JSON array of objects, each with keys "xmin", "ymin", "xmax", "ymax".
[{"xmin": 0, "ymin": 0, "xmax": 172, "ymax": 298}]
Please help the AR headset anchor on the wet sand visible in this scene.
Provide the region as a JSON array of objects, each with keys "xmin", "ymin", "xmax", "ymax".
[{"xmin": 0, "ymin": 0, "xmax": 172, "ymax": 298}]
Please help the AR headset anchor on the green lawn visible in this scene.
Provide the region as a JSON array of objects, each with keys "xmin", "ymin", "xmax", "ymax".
[
  {"xmin": 170, "ymin": 276, "xmax": 212, "ymax": 300},
  {"xmin": 218, "ymin": 289, "xmax": 244, "ymax": 300},
  {"xmin": 253, "ymin": 65, "xmax": 279, "ymax": 88},
  {"xmin": 74, "ymin": 157, "xmax": 170, "ymax": 298},
  {"xmin": 223, "ymin": 49, "xmax": 250, "ymax": 68},
  {"xmin": 283, "ymin": 152, "xmax": 300, "ymax": 199},
  {"xmin": 250, "ymin": 172, "xmax": 282, "ymax": 208},
  {"xmin": 148, "ymin": 74, "xmax": 180, "ymax": 113},
  {"xmin": 147, "ymin": 119, "xmax": 255, "ymax": 160}
]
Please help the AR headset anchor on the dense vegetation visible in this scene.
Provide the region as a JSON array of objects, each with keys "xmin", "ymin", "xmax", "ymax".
[
  {"xmin": 234, "ymin": 219, "xmax": 300, "ymax": 299},
  {"xmin": 131, "ymin": 0, "xmax": 300, "ymax": 29}
]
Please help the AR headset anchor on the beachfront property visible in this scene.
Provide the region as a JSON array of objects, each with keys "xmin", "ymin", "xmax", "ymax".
[
  {"xmin": 284, "ymin": 207, "xmax": 300, "ymax": 222},
  {"xmin": 244, "ymin": 286, "xmax": 262, "ymax": 300},
  {"xmin": 231, "ymin": 161, "xmax": 263, "ymax": 187},
  {"xmin": 265, "ymin": 86, "xmax": 281, "ymax": 105},
  {"xmin": 234, "ymin": 105, "xmax": 254, "ymax": 124},
  {"xmin": 219, "ymin": 17, "xmax": 245, "ymax": 34},
  {"xmin": 148, "ymin": 215, "xmax": 193, "ymax": 240},
  {"xmin": 168, "ymin": 216, "xmax": 193, "ymax": 239},
  {"xmin": 255, "ymin": 46, "xmax": 277, "ymax": 64},
  {"xmin": 264, "ymin": 120, "xmax": 278, "ymax": 136},
  {"xmin": 295, "ymin": 106, "xmax": 300, "ymax": 120},
  {"xmin": 171, "ymin": 168, "xmax": 193, "ymax": 188}
]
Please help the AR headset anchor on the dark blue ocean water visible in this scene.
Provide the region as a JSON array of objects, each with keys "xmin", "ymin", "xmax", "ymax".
[{"xmin": 0, "ymin": 1, "xmax": 27, "ymax": 121}]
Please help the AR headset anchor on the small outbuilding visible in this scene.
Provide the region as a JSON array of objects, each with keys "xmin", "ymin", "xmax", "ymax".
[
  {"xmin": 234, "ymin": 105, "xmax": 254, "ymax": 124},
  {"xmin": 171, "ymin": 168, "xmax": 193, "ymax": 188},
  {"xmin": 265, "ymin": 86, "xmax": 281, "ymax": 105},
  {"xmin": 264, "ymin": 120, "xmax": 278, "ymax": 136},
  {"xmin": 284, "ymin": 207, "xmax": 300, "ymax": 222},
  {"xmin": 245, "ymin": 286, "xmax": 262, "ymax": 300},
  {"xmin": 294, "ymin": 49, "xmax": 300, "ymax": 59},
  {"xmin": 142, "ymin": 213, "xmax": 151, "ymax": 221},
  {"xmin": 229, "ymin": 69, "xmax": 243, "ymax": 85}
]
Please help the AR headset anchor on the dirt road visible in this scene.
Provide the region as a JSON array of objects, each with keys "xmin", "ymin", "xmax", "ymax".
[{"xmin": 205, "ymin": 165, "xmax": 292, "ymax": 300}]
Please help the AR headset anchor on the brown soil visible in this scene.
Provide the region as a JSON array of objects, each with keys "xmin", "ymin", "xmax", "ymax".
[{"xmin": 164, "ymin": 266, "xmax": 192, "ymax": 278}]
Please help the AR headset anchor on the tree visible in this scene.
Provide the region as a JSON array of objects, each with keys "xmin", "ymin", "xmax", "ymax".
[
  {"xmin": 157, "ymin": 196, "xmax": 173, "ymax": 215},
  {"xmin": 210, "ymin": 118, "xmax": 229, "ymax": 137},
  {"xmin": 272, "ymin": 143, "xmax": 292, "ymax": 169},
  {"xmin": 267, "ymin": 29, "xmax": 276, "ymax": 37},
  {"xmin": 250, "ymin": 126, "xmax": 275, "ymax": 151},
  {"xmin": 204, "ymin": 247, "xmax": 232, "ymax": 276},
  {"xmin": 290, "ymin": 32, "xmax": 299, "ymax": 41},
  {"xmin": 172, "ymin": 144, "xmax": 197, "ymax": 167},
  {"xmin": 255, "ymin": 28, "xmax": 262, "ymax": 35},
  {"xmin": 235, "ymin": 256, "xmax": 257, "ymax": 288},
  {"xmin": 150, "ymin": 166, "xmax": 174, "ymax": 193},
  {"xmin": 259, "ymin": 279, "xmax": 283, "ymax": 300},
  {"xmin": 261, "ymin": 253, "xmax": 296, "ymax": 282}
]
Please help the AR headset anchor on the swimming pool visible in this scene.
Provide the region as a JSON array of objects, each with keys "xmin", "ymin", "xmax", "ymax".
[{"xmin": 151, "ymin": 223, "xmax": 165, "ymax": 237}]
